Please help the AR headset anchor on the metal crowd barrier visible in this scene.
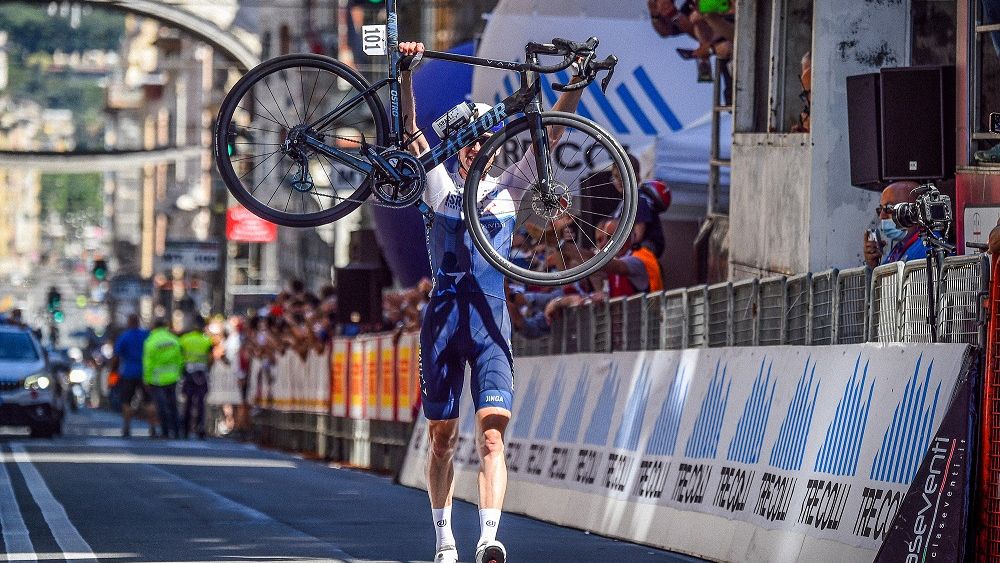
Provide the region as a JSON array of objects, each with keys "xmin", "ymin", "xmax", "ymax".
[{"xmin": 511, "ymin": 256, "xmax": 988, "ymax": 356}]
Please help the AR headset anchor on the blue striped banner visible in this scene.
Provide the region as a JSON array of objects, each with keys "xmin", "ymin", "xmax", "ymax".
[
  {"xmin": 869, "ymin": 355, "xmax": 942, "ymax": 483},
  {"xmin": 646, "ymin": 363, "xmax": 689, "ymax": 457},
  {"xmin": 726, "ymin": 359, "xmax": 776, "ymax": 464},
  {"xmin": 533, "ymin": 364, "xmax": 566, "ymax": 441},
  {"xmin": 683, "ymin": 361, "xmax": 731, "ymax": 459},
  {"xmin": 768, "ymin": 358, "xmax": 820, "ymax": 471},
  {"xmin": 633, "ymin": 66, "xmax": 683, "ymax": 131},
  {"xmin": 583, "ymin": 362, "xmax": 621, "ymax": 446},
  {"xmin": 557, "ymin": 366, "xmax": 590, "ymax": 443},
  {"xmin": 510, "ymin": 368, "xmax": 541, "ymax": 439},
  {"xmin": 813, "ymin": 356, "xmax": 875, "ymax": 476},
  {"xmin": 613, "ymin": 359, "xmax": 653, "ymax": 451}
]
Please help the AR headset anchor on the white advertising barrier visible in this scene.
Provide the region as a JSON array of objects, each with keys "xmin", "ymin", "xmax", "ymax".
[
  {"xmin": 253, "ymin": 348, "xmax": 330, "ymax": 414},
  {"xmin": 474, "ymin": 0, "xmax": 732, "ymax": 188},
  {"xmin": 205, "ymin": 360, "xmax": 242, "ymax": 406},
  {"xmin": 399, "ymin": 344, "xmax": 970, "ymax": 562}
]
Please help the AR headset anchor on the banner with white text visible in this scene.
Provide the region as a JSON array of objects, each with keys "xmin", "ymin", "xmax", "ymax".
[{"xmin": 399, "ymin": 344, "xmax": 971, "ymax": 562}]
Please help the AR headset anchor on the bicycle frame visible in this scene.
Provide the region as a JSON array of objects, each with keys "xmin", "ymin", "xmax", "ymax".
[{"xmin": 299, "ymin": 0, "xmax": 556, "ymax": 198}]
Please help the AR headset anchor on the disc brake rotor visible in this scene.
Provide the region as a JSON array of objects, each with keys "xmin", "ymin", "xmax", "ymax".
[{"xmin": 530, "ymin": 182, "xmax": 572, "ymax": 220}]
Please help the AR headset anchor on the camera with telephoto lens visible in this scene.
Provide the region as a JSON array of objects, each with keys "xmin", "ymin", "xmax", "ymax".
[{"xmin": 889, "ymin": 183, "xmax": 952, "ymax": 232}]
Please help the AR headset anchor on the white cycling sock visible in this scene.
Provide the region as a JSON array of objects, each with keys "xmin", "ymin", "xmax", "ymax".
[
  {"xmin": 479, "ymin": 508, "xmax": 502, "ymax": 544},
  {"xmin": 432, "ymin": 506, "xmax": 456, "ymax": 550}
]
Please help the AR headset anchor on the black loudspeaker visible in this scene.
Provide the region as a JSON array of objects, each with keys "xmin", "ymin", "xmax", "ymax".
[
  {"xmin": 335, "ymin": 265, "xmax": 382, "ymax": 324},
  {"xmin": 846, "ymin": 66, "xmax": 955, "ymax": 190},
  {"xmin": 847, "ymin": 73, "xmax": 883, "ymax": 190},
  {"xmin": 879, "ymin": 65, "xmax": 954, "ymax": 182}
]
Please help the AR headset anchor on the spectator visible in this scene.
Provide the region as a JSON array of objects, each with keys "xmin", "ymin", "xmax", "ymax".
[
  {"xmin": 600, "ymin": 218, "xmax": 664, "ymax": 297},
  {"xmin": 143, "ymin": 317, "xmax": 184, "ymax": 439},
  {"xmin": 863, "ymin": 181, "xmax": 930, "ymax": 268},
  {"xmin": 113, "ymin": 314, "xmax": 156, "ymax": 438},
  {"xmin": 649, "ymin": 0, "xmax": 716, "ymax": 81},
  {"xmin": 790, "ymin": 52, "xmax": 811, "ymax": 133},
  {"xmin": 179, "ymin": 316, "xmax": 213, "ymax": 440},
  {"xmin": 543, "ymin": 219, "xmax": 663, "ymax": 324},
  {"xmin": 612, "ymin": 153, "xmax": 667, "ymax": 258}
]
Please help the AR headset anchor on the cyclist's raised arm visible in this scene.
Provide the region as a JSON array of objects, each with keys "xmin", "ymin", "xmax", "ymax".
[
  {"xmin": 546, "ymin": 74, "xmax": 586, "ymax": 146},
  {"xmin": 497, "ymin": 74, "xmax": 587, "ymax": 203},
  {"xmin": 399, "ymin": 42, "xmax": 429, "ymax": 157}
]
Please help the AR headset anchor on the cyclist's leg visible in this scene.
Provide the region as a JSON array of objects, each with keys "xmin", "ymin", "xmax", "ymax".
[
  {"xmin": 468, "ymin": 294, "xmax": 514, "ymax": 550},
  {"xmin": 420, "ymin": 297, "xmax": 467, "ymax": 556}
]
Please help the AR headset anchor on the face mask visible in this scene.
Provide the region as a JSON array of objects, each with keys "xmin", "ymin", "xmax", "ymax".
[{"xmin": 880, "ymin": 218, "xmax": 906, "ymax": 242}]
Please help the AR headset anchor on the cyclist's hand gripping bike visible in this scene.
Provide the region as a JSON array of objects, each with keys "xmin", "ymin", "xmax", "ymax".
[{"xmin": 214, "ymin": 2, "xmax": 637, "ymax": 286}]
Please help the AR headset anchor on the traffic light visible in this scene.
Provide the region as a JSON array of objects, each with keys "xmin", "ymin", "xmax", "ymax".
[
  {"xmin": 46, "ymin": 287, "xmax": 61, "ymax": 313},
  {"xmin": 92, "ymin": 259, "xmax": 108, "ymax": 281},
  {"xmin": 52, "ymin": 310, "xmax": 64, "ymax": 324}
]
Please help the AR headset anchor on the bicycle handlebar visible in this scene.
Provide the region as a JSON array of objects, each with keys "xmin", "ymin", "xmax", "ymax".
[{"xmin": 525, "ymin": 37, "xmax": 617, "ymax": 94}]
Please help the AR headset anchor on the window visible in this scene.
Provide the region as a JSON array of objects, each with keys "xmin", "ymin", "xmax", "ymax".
[
  {"xmin": 0, "ymin": 332, "xmax": 39, "ymax": 362},
  {"xmin": 972, "ymin": 0, "xmax": 1000, "ymax": 161},
  {"xmin": 739, "ymin": 0, "xmax": 813, "ymax": 133},
  {"xmin": 911, "ymin": 0, "xmax": 956, "ymax": 66}
]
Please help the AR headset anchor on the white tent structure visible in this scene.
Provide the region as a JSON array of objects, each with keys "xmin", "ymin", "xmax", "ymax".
[{"xmin": 472, "ymin": 0, "xmax": 732, "ymax": 221}]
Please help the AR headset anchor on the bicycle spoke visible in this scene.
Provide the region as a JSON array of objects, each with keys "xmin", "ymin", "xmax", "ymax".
[
  {"xmin": 263, "ymin": 78, "xmax": 291, "ymax": 128},
  {"xmin": 301, "ymin": 67, "xmax": 322, "ymax": 123},
  {"xmin": 238, "ymin": 104, "xmax": 286, "ymax": 131},
  {"xmin": 250, "ymin": 152, "xmax": 289, "ymax": 196},
  {"xmin": 238, "ymin": 149, "xmax": 282, "ymax": 181},
  {"xmin": 282, "ymin": 72, "xmax": 303, "ymax": 123},
  {"xmin": 266, "ymin": 160, "xmax": 297, "ymax": 206}
]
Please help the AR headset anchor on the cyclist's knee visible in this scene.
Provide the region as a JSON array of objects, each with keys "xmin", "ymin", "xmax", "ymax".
[
  {"xmin": 478, "ymin": 427, "xmax": 505, "ymax": 458},
  {"xmin": 428, "ymin": 420, "xmax": 458, "ymax": 458}
]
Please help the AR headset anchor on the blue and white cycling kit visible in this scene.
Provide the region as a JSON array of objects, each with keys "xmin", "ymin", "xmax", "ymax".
[{"xmin": 419, "ymin": 155, "xmax": 536, "ymax": 420}]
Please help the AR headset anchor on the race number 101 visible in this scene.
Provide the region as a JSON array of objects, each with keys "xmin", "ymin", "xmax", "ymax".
[{"xmin": 362, "ymin": 25, "xmax": 387, "ymax": 56}]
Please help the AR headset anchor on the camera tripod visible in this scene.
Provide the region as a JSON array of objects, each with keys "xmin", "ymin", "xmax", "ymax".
[{"xmin": 920, "ymin": 228, "xmax": 955, "ymax": 343}]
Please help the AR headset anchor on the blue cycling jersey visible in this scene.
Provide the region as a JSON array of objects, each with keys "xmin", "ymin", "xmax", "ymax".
[
  {"xmin": 418, "ymin": 157, "xmax": 536, "ymax": 419},
  {"xmin": 422, "ymin": 156, "xmax": 535, "ymax": 300}
]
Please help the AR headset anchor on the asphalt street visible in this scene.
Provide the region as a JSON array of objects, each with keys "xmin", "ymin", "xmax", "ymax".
[{"xmin": 0, "ymin": 408, "xmax": 702, "ymax": 563}]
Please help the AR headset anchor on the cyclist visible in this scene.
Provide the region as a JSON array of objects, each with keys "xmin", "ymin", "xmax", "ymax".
[{"xmin": 399, "ymin": 41, "xmax": 586, "ymax": 563}]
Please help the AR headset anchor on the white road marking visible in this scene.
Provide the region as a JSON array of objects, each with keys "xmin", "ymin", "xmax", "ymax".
[
  {"xmin": 9, "ymin": 446, "xmax": 96, "ymax": 563},
  {"xmin": 141, "ymin": 464, "xmax": 354, "ymax": 561},
  {"xmin": 0, "ymin": 452, "xmax": 295, "ymax": 468},
  {"xmin": 0, "ymin": 449, "xmax": 35, "ymax": 561}
]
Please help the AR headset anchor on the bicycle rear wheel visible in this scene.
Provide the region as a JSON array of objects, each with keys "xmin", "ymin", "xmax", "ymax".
[
  {"xmin": 463, "ymin": 111, "xmax": 637, "ymax": 286},
  {"xmin": 214, "ymin": 54, "xmax": 388, "ymax": 227}
]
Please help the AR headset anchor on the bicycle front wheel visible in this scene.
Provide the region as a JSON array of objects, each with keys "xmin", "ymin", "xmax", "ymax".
[
  {"xmin": 214, "ymin": 54, "xmax": 388, "ymax": 227},
  {"xmin": 463, "ymin": 112, "xmax": 637, "ymax": 286}
]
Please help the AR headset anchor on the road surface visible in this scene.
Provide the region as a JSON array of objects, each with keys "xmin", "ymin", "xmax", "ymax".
[{"xmin": 0, "ymin": 408, "xmax": 702, "ymax": 562}]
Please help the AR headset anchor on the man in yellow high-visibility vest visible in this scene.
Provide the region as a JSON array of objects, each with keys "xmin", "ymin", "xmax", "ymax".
[
  {"xmin": 143, "ymin": 318, "xmax": 184, "ymax": 439},
  {"xmin": 179, "ymin": 316, "xmax": 213, "ymax": 440}
]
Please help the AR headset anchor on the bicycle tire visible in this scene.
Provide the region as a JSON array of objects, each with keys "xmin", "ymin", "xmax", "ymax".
[
  {"xmin": 214, "ymin": 54, "xmax": 388, "ymax": 228},
  {"xmin": 463, "ymin": 111, "xmax": 637, "ymax": 286}
]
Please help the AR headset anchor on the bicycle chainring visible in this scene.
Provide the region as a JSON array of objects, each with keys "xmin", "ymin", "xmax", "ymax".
[{"xmin": 372, "ymin": 150, "xmax": 426, "ymax": 208}]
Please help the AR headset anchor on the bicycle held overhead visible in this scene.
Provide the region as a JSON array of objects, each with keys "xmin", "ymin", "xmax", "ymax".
[{"xmin": 213, "ymin": 5, "xmax": 638, "ymax": 287}]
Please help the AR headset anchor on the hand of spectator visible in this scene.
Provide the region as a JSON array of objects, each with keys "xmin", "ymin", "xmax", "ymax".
[
  {"xmin": 863, "ymin": 231, "xmax": 883, "ymax": 269},
  {"xmin": 544, "ymin": 294, "xmax": 583, "ymax": 324}
]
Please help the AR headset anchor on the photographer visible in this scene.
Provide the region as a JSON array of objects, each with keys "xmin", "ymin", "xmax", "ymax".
[{"xmin": 863, "ymin": 182, "xmax": 931, "ymax": 268}]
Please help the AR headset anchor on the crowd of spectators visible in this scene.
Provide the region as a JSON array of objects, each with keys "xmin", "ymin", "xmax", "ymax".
[
  {"xmin": 213, "ymin": 151, "xmax": 671, "ymax": 399},
  {"xmin": 649, "ymin": 0, "xmax": 736, "ymax": 102}
]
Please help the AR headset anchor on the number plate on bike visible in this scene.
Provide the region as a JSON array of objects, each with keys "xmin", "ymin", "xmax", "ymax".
[{"xmin": 362, "ymin": 25, "xmax": 387, "ymax": 56}]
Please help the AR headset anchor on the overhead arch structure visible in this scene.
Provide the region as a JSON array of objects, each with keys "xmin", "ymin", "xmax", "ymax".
[
  {"xmin": 27, "ymin": 0, "xmax": 261, "ymax": 71},
  {"xmin": 0, "ymin": 147, "xmax": 204, "ymax": 173},
  {"xmin": 92, "ymin": 0, "xmax": 260, "ymax": 71},
  {"xmin": 8, "ymin": 1, "xmax": 261, "ymax": 172}
]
